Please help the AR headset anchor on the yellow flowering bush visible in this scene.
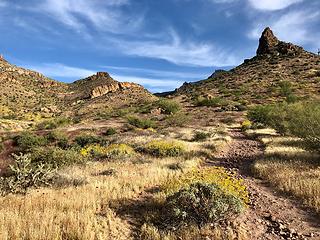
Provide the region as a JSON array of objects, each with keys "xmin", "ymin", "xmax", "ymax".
[
  {"xmin": 144, "ymin": 140, "xmax": 185, "ymax": 157},
  {"xmin": 105, "ymin": 144, "xmax": 136, "ymax": 158},
  {"xmin": 80, "ymin": 144, "xmax": 135, "ymax": 159},
  {"xmin": 241, "ymin": 120, "xmax": 252, "ymax": 131},
  {"xmin": 162, "ymin": 167, "xmax": 249, "ymax": 204}
]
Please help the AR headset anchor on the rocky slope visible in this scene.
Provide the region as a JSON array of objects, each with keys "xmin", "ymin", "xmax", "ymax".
[
  {"xmin": 0, "ymin": 56, "xmax": 67, "ymax": 118},
  {"xmin": 67, "ymin": 72, "xmax": 156, "ymax": 118},
  {"xmin": 0, "ymin": 58, "xmax": 154, "ymax": 119},
  {"xmin": 171, "ymin": 27, "xmax": 320, "ymax": 106},
  {"xmin": 69, "ymin": 72, "xmax": 145, "ymax": 100}
]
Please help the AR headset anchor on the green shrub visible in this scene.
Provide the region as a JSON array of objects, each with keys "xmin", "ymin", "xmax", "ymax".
[
  {"xmin": 192, "ymin": 131, "xmax": 212, "ymax": 142},
  {"xmin": 0, "ymin": 154, "xmax": 53, "ymax": 195},
  {"xmin": 286, "ymin": 102, "xmax": 320, "ymax": 152},
  {"xmin": 144, "ymin": 140, "xmax": 185, "ymax": 157},
  {"xmin": 74, "ymin": 134, "xmax": 105, "ymax": 147},
  {"xmin": 14, "ymin": 132, "xmax": 47, "ymax": 152},
  {"xmin": 165, "ymin": 182, "xmax": 244, "ymax": 227},
  {"xmin": 279, "ymin": 81, "xmax": 293, "ymax": 97},
  {"xmin": 31, "ymin": 147, "xmax": 86, "ymax": 168},
  {"xmin": 249, "ymin": 101, "xmax": 320, "ymax": 152},
  {"xmin": 156, "ymin": 99, "xmax": 181, "ymax": 114},
  {"xmin": 165, "ymin": 112, "xmax": 191, "ymax": 127},
  {"xmin": 194, "ymin": 97, "xmax": 227, "ymax": 107},
  {"xmin": 127, "ymin": 116, "xmax": 156, "ymax": 129},
  {"xmin": 46, "ymin": 131, "xmax": 69, "ymax": 149},
  {"xmin": 248, "ymin": 104, "xmax": 289, "ymax": 134},
  {"xmin": 104, "ymin": 128, "xmax": 117, "ymax": 136},
  {"xmin": 36, "ymin": 117, "xmax": 72, "ymax": 130}
]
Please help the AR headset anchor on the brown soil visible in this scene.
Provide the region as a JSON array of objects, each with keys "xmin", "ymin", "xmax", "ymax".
[{"xmin": 206, "ymin": 128, "xmax": 320, "ymax": 240}]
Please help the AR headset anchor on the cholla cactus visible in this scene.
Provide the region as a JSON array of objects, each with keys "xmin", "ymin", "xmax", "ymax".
[{"xmin": 0, "ymin": 153, "xmax": 54, "ymax": 195}]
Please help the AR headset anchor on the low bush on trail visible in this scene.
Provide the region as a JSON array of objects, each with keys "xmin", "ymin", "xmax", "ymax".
[
  {"xmin": 140, "ymin": 167, "xmax": 248, "ymax": 237},
  {"xmin": 165, "ymin": 182, "xmax": 244, "ymax": 227}
]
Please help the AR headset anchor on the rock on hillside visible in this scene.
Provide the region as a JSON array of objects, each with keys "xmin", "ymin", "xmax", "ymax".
[
  {"xmin": 172, "ymin": 27, "xmax": 320, "ymax": 106},
  {"xmin": 70, "ymin": 72, "xmax": 145, "ymax": 99},
  {"xmin": 68, "ymin": 72, "xmax": 156, "ymax": 118}
]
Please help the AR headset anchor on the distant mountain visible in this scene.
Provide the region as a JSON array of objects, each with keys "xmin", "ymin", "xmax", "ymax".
[
  {"xmin": 170, "ymin": 27, "xmax": 320, "ymax": 105},
  {"xmin": 0, "ymin": 57, "xmax": 154, "ymax": 119},
  {"xmin": 67, "ymin": 72, "xmax": 156, "ymax": 118}
]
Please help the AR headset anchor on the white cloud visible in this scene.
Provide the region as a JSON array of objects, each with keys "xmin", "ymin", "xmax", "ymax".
[
  {"xmin": 25, "ymin": 63, "xmax": 96, "ymax": 78},
  {"xmin": 248, "ymin": 0, "xmax": 303, "ymax": 11},
  {"xmin": 248, "ymin": 10, "xmax": 320, "ymax": 46},
  {"xmin": 101, "ymin": 65, "xmax": 207, "ymax": 80},
  {"xmin": 113, "ymin": 75, "xmax": 184, "ymax": 92},
  {"xmin": 23, "ymin": 63, "xmax": 190, "ymax": 92},
  {"xmin": 32, "ymin": 0, "xmax": 141, "ymax": 34},
  {"xmin": 115, "ymin": 31, "xmax": 238, "ymax": 67},
  {"xmin": 207, "ymin": 0, "xmax": 304, "ymax": 11}
]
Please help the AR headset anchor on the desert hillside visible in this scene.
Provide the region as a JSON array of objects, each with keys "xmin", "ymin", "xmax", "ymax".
[
  {"xmin": 170, "ymin": 28, "xmax": 320, "ymax": 108},
  {"xmin": 0, "ymin": 27, "xmax": 319, "ymax": 240}
]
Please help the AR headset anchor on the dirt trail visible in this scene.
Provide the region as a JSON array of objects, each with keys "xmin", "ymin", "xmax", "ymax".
[{"xmin": 206, "ymin": 128, "xmax": 320, "ymax": 240}]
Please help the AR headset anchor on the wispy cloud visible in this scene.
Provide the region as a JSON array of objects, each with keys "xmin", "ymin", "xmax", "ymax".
[
  {"xmin": 101, "ymin": 65, "xmax": 207, "ymax": 80},
  {"xmin": 115, "ymin": 30, "xmax": 239, "ymax": 67},
  {"xmin": 207, "ymin": 0, "xmax": 304, "ymax": 11},
  {"xmin": 25, "ymin": 63, "xmax": 96, "ymax": 79},
  {"xmin": 248, "ymin": 10, "xmax": 320, "ymax": 47},
  {"xmin": 112, "ymin": 75, "xmax": 184, "ymax": 92},
  {"xmin": 23, "ymin": 63, "xmax": 191, "ymax": 92},
  {"xmin": 247, "ymin": 0, "xmax": 303, "ymax": 11},
  {"xmin": 38, "ymin": 0, "xmax": 140, "ymax": 34}
]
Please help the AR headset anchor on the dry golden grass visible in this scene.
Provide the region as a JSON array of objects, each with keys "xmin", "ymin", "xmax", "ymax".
[
  {"xmin": 0, "ymin": 156, "xmax": 199, "ymax": 240},
  {"xmin": 140, "ymin": 222, "xmax": 248, "ymax": 240},
  {"xmin": 0, "ymin": 124, "xmax": 234, "ymax": 240},
  {"xmin": 252, "ymin": 131, "xmax": 320, "ymax": 213}
]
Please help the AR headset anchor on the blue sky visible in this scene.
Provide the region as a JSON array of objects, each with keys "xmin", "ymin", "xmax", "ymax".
[{"xmin": 0, "ymin": 0, "xmax": 319, "ymax": 92}]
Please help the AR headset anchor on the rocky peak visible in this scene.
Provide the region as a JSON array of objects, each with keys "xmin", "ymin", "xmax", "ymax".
[
  {"xmin": 256, "ymin": 27, "xmax": 303, "ymax": 56},
  {"xmin": 256, "ymin": 27, "xmax": 279, "ymax": 55},
  {"xmin": 95, "ymin": 72, "xmax": 111, "ymax": 79}
]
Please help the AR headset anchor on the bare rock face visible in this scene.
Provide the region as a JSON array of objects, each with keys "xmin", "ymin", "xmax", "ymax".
[
  {"xmin": 72, "ymin": 72, "xmax": 144, "ymax": 99},
  {"xmin": 256, "ymin": 27, "xmax": 279, "ymax": 55},
  {"xmin": 256, "ymin": 27, "xmax": 302, "ymax": 56},
  {"xmin": 90, "ymin": 81, "xmax": 143, "ymax": 98}
]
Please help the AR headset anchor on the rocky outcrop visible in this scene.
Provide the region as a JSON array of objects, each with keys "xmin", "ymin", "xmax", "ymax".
[
  {"xmin": 256, "ymin": 27, "xmax": 302, "ymax": 56},
  {"xmin": 90, "ymin": 81, "xmax": 143, "ymax": 98},
  {"xmin": 71, "ymin": 72, "xmax": 145, "ymax": 99}
]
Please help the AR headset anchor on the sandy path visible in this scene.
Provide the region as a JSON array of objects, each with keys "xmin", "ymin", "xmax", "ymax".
[{"xmin": 206, "ymin": 128, "xmax": 320, "ymax": 240}]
